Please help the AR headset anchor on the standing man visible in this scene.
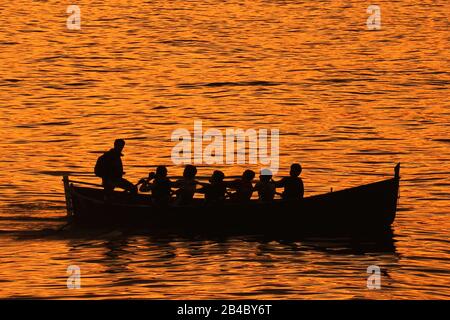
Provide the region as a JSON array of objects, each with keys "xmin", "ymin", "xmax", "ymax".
[{"xmin": 94, "ymin": 139, "xmax": 137, "ymax": 197}]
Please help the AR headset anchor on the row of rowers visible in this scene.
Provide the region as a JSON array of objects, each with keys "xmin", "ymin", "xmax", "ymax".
[{"xmin": 95, "ymin": 139, "xmax": 304, "ymax": 205}]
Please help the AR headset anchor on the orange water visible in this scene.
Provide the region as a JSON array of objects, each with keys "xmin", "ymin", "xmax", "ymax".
[{"xmin": 0, "ymin": 0, "xmax": 449, "ymax": 299}]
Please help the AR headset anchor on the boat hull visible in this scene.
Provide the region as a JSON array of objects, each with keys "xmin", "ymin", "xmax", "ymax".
[{"xmin": 63, "ymin": 167, "xmax": 400, "ymax": 236}]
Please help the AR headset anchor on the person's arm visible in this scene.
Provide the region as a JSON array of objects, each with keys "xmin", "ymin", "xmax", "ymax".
[
  {"xmin": 138, "ymin": 179, "xmax": 152, "ymax": 192},
  {"xmin": 223, "ymin": 181, "xmax": 236, "ymax": 198},
  {"xmin": 139, "ymin": 183, "xmax": 151, "ymax": 193},
  {"xmin": 137, "ymin": 173, "xmax": 155, "ymax": 192},
  {"xmin": 197, "ymin": 183, "xmax": 208, "ymax": 194},
  {"xmin": 171, "ymin": 179, "xmax": 181, "ymax": 188},
  {"xmin": 197, "ymin": 181, "xmax": 209, "ymax": 187},
  {"xmin": 197, "ymin": 187, "xmax": 205, "ymax": 194},
  {"xmin": 274, "ymin": 177, "xmax": 285, "ymax": 188}
]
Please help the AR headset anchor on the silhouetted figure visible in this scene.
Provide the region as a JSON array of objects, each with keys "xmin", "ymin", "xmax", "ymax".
[
  {"xmin": 173, "ymin": 165, "xmax": 198, "ymax": 205},
  {"xmin": 254, "ymin": 169, "xmax": 276, "ymax": 201},
  {"xmin": 94, "ymin": 139, "xmax": 137, "ymax": 198},
  {"xmin": 137, "ymin": 166, "xmax": 172, "ymax": 205},
  {"xmin": 229, "ymin": 169, "xmax": 255, "ymax": 202},
  {"xmin": 198, "ymin": 170, "xmax": 227, "ymax": 204},
  {"xmin": 151, "ymin": 166, "xmax": 172, "ymax": 205},
  {"xmin": 137, "ymin": 172, "xmax": 156, "ymax": 193},
  {"xmin": 275, "ymin": 163, "xmax": 304, "ymax": 200}
]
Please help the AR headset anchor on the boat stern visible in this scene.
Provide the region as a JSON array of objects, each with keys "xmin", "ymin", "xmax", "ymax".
[{"xmin": 63, "ymin": 175, "xmax": 75, "ymax": 217}]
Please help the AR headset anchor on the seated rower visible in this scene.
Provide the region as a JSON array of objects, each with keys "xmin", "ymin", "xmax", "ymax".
[
  {"xmin": 198, "ymin": 170, "xmax": 227, "ymax": 204},
  {"xmin": 254, "ymin": 168, "xmax": 276, "ymax": 202},
  {"xmin": 275, "ymin": 163, "xmax": 304, "ymax": 200},
  {"xmin": 228, "ymin": 169, "xmax": 255, "ymax": 202},
  {"xmin": 137, "ymin": 166, "xmax": 172, "ymax": 205},
  {"xmin": 173, "ymin": 165, "xmax": 198, "ymax": 205}
]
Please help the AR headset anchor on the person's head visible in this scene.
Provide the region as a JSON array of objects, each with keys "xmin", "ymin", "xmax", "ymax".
[
  {"xmin": 242, "ymin": 169, "xmax": 255, "ymax": 182},
  {"xmin": 210, "ymin": 170, "xmax": 225, "ymax": 183},
  {"xmin": 155, "ymin": 165, "xmax": 168, "ymax": 178},
  {"xmin": 114, "ymin": 139, "xmax": 125, "ymax": 153},
  {"xmin": 290, "ymin": 163, "xmax": 302, "ymax": 177},
  {"xmin": 260, "ymin": 168, "xmax": 272, "ymax": 182},
  {"xmin": 183, "ymin": 165, "xmax": 197, "ymax": 179}
]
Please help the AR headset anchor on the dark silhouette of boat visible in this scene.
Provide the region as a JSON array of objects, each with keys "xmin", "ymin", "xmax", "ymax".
[{"xmin": 62, "ymin": 164, "xmax": 400, "ymax": 236}]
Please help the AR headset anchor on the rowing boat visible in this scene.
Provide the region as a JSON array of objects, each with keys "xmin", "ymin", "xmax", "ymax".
[{"xmin": 63, "ymin": 164, "xmax": 400, "ymax": 236}]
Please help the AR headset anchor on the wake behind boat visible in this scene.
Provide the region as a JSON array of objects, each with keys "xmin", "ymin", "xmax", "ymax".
[{"xmin": 62, "ymin": 164, "xmax": 401, "ymax": 236}]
